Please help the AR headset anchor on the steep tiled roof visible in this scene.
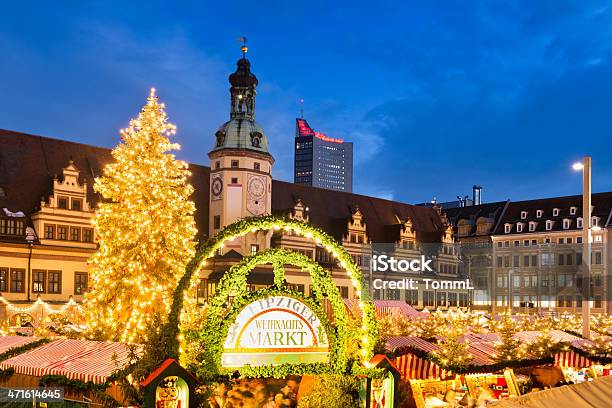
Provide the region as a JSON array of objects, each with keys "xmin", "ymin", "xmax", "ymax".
[
  {"xmin": 494, "ymin": 193, "xmax": 612, "ymax": 235},
  {"xmin": 444, "ymin": 201, "xmax": 509, "ymax": 237},
  {"xmin": 0, "ymin": 129, "xmax": 212, "ymax": 240},
  {"xmin": 272, "ymin": 180, "xmax": 444, "ymax": 242},
  {"xmin": 1, "ymin": 129, "xmax": 444, "ymax": 244}
]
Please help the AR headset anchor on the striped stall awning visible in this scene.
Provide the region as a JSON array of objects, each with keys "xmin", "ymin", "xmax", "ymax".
[
  {"xmin": 514, "ymin": 330, "xmax": 582, "ymax": 344},
  {"xmin": 0, "ymin": 336, "xmax": 39, "ymax": 354},
  {"xmin": 394, "ymin": 353, "xmax": 453, "ymax": 380},
  {"xmin": 0, "ymin": 339, "xmax": 141, "ymax": 384},
  {"xmin": 554, "ymin": 351, "xmax": 594, "ymax": 368},
  {"xmin": 386, "ymin": 336, "xmax": 440, "ymax": 354}
]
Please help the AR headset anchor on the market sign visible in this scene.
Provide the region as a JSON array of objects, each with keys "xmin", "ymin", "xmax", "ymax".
[{"xmin": 222, "ymin": 295, "xmax": 330, "ymax": 367}]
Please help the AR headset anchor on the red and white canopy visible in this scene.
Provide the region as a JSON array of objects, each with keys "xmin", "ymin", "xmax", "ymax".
[
  {"xmin": 0, "ymin": 339, "xmax": 140, "ymax": 384},
  {"xmin": 0, "ymin": 336, "xmax": 39, "ymax": 354},
  {"xmin": 554, "ymin": 351, "xmax": 594, "ymax": 369},
  {"xmin": 394, "ymin": 353, "xmax": 453, "ymax": 380}
]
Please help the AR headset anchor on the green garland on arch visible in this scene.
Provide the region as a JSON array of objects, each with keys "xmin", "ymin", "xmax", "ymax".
[{"xmin": 157, "ymin": 215, "xmax": 378, "ymax": 374}]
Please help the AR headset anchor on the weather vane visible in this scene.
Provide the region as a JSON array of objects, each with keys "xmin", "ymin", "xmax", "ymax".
[{"xmin": 238, "ymin": 36, "xmax": 248, "ymax": 56}]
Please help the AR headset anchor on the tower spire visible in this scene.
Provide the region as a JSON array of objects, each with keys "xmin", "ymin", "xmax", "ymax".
[
  {"xmin": 239, "ymin": 36, "xmax": 248, "ymax": 58},
  {"xmin": 228, "ymin": 39, "xmax": 257, "ymax": 120}
]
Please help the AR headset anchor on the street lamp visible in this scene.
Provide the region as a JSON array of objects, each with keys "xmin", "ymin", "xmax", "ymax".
[
  {"xmin": 24, "ymin": 227, "xmax": 36, "ymax": 303},
  {"xmin": 572, "ymin": 157, "xmax": 591, "ymax": 339}
]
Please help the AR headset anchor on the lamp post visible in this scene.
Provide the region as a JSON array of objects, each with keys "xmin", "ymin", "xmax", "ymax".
[
  {"xmin": 24, "ymin": 227, "xmax": 36, "ymax": 303},
  {"xmin": 573, "ymin": 157, "xmax": 591, "ymax": 339}
]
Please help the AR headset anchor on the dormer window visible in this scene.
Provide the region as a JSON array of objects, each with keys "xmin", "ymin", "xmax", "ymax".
[
  {"xmin": 71, "ymin": 198, "xmax": 82, "ymax": 211},
  {"xmin": 592, "ymin": 216, "xmax": 599, "ymax": 227},
  {"xmin": 57, "ymin": 196, "xmax": 69, "ymax": 209},
  {"xmin": 546, "ymin": 220, "xmax": 553, "ymax": 231},
  {"xmin": 553, "ymin": 208, "xmax": 560, "ymax": 216},
  {"xmin": 536, "ymin": 210, "xmax": 543, "ymax": 218},
  {"xmin": 570, "ymin": 206, "xmax": 577, "ymax": 215},
  {"xmin": 504, "ymin": 224, "xmax": 512, "ymax": 234},
  {"xmin": 529, "ymin": 221, "xmax": 537, "ymax": 232},
  {"xmin": 577, "ymin": 217, "xmax": 583, "ymax": 228},
  {"xmin": 250, "ymin": 132, "xmax": 263, "ymax": 148},
  {"xmin": 563, "ymin": 219, "xmax": 571, "ymax": 230},
  {"xmin": 516, "ymin": 223, "xmax": 524, "ymax": 233},
  {"xmin": 520, "ymin": 211, "xmax": 527, "ymax": 220}
]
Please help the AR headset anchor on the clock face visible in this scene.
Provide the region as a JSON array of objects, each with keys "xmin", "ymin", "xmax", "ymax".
[
  {"xmin": 247, "ymin": 175, "xmax": 266, "ymax": 215},
  {"xmin": 212, "ymin": 176, "xmax": 223, "ymax": 200},
  {"xmin": 248, "ymin": 177, "xmax": 265, "ymax": 198}
]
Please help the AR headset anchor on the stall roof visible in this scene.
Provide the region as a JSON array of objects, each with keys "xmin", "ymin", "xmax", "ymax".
[
  {"xmin": 0, "ymin": 339, "xmax": 141, "ymax": 384},
  {"xmin": 0, "ymin": 336, "xmax": 39, "ymax": 354},
  {"xmin": 491, "ymin": 375, "xmax": 612, "ymax": 408}
]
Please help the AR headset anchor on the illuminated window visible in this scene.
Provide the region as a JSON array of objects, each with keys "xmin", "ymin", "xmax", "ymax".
[
  {"xmin": 70, "ymin": 227, "xmax": 80, "ymax": 241},
  {"xmin": 250, "ymin": 244, "xmax": 259, "ymax": 255},
  {"xmin": 83, "ymin": 228, "xmax": 93, "ymax": 243},
  {"xmin": 74, "ymin": 272, "xmax": 88, "ymax": 295},
  {"xmin": 32, "ymin": 270, "xmax": 46, "ymax": 293},
  {"xmin": 58, "ymin": 226, "xmax": 68, "ymax": 240},
  {"xmin": 0, "ymin": 267, "xmax": 7, "ymax": 292},
  {"xmin": 44, "ymin": 224, "xmax": 55, "ymax": 239}
]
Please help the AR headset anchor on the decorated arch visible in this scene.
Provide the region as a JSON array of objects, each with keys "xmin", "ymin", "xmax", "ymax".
[{"xmin": 164, "ymin": 215, "xmax": 378, "ymax": 376}]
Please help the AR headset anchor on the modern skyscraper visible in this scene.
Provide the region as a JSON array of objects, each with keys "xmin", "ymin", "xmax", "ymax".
[{"xmin": 294, "ymin": 118, "xmax": 353, "ymax": 192}]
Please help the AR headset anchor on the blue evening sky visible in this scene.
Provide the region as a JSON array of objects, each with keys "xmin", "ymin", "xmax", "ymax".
[{"xmin": 1, "ymin": 1, "xmax": 611, "ymax": 204}]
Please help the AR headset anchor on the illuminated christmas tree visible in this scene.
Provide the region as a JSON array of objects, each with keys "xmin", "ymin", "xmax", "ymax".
[
  {"xmin": 434, "ymin": 326, "xmax": 473, "ymax": 368},
  {"xmin": 525, "ymin": 327, "xmax": 563, "ymax": 359},
  {"xmin": 84, "ymin": 89, "xmax": 197, "ymax": 343},
  {"xmin": 494, "ymin": 312, "xmax": 526, "ymax": 362}
]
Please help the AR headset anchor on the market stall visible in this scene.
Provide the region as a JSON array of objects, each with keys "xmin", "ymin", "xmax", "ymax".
[{"xmin": 0, "ymin": 338, "xmax": 141, "ymax": 404}]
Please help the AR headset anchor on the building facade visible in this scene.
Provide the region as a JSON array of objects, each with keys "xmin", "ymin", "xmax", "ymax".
[
  {"xmin": 448, "ymin": 195, "xmax": 612, "ymax": 314},
  {"xmin": 0, "ymin": 51, "xmax": 461, "ymax": 327},
  {"xmin": 294, "ymin": 118, "xmax": 353, "ymax": 192}
]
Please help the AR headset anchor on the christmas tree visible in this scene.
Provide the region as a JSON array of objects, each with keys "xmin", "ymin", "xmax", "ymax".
[
  {"xmin": 434, "ymin": 326, "xmax": 473, "ymax": 369},
  {"xmin": 84, "ymin": 89, "xmax": 197, "ymax": 343},
  {"xmin": 525, "ymin": 327, "xmax": 563, "ymax": 359},
  {"xmin": 494, "ymin": 312, "xmax": 526, "ymax": 362}
]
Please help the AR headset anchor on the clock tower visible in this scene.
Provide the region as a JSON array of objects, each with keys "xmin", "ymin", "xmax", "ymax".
[{"xmin": 208, "ymin": 45, "xmax": 274, "ymax": 255}]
